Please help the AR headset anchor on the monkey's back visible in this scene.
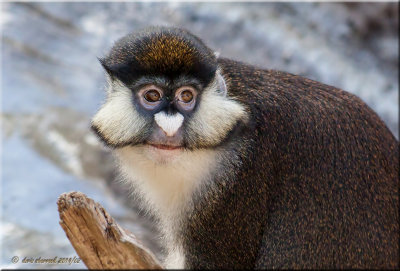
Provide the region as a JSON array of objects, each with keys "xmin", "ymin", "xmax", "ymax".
[{"xmin": 183, "ymin": 58, "xmax": 398, "ymax": 269}]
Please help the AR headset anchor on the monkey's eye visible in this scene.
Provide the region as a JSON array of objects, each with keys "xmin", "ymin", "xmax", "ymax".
[
  {"xmin": 144, "ymin": 89, "xmax": 161, "ymax": 103},
  {"xmin": 175, "ymin": 86, "xmax": 197, "ymax": 111},
  {"xmin": 179, "ymin": 90, "xmax": 194, "ymax": 103},
  {"xmin": 138, "ymin": 85, "xmax": 163, "ymax": 110}
]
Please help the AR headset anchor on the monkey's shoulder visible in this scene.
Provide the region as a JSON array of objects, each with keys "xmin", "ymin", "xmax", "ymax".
[
  {"xmin": 218, "ymin": 57, "xmax": 396, "ymax": 143},
  {"xmin": 219, "ymin": 58, "xmax": 349, "ymax": 98},
  {"xmin": 218, "ymin": 58, "xmax": 374, "ymax": 115}
]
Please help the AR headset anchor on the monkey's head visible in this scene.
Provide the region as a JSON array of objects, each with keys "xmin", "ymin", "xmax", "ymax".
[{"xmin": 91, "ymin": 27, "xmax": 247, "ymax": 164}]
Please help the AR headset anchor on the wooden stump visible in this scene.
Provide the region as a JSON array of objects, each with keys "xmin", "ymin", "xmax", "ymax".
[{"xmin": 57, "ymin": 191, "xmax": 163, "ymax": 269}]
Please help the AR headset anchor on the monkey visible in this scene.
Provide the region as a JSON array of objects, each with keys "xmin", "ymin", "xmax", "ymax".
[{"xmin": 91, "ymin": 26, "xmax": 399, "ymax": 269}]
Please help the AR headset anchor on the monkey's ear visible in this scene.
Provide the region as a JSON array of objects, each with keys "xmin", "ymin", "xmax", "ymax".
[
  {"xmin": 98, "ymin": 58, "xmax": 132, "ymax": 83},
  {"xmin": 216, "ymin": 70, "xmax": 227, "ymax": 97},
  {"xmin": 98, "ymin": 57, "xmax": 115, "ymax": 77}
]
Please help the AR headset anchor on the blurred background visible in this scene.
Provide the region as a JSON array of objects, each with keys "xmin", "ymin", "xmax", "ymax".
[{"xmin": 1, "ymin": 2, "xmax": 398, "ymax": 269}]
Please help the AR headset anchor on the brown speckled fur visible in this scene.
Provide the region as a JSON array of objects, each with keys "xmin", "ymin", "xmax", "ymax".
[{"xmin": 182, "ymin": 58, "xmax": 399, "ymax": 269}]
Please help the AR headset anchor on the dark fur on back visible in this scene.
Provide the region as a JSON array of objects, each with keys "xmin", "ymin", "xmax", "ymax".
[{"xmin": 181, "ymin": 58, "xmax": 399, "ymax": 269}]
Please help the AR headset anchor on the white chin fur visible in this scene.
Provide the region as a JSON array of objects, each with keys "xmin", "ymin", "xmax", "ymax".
[
  {"xmin": 115, "ymin": 145, "xmax": 217, "ymax": 219},
  {"xmin": 143, "ymin": 145, "xmax": 183, "ymax": 164}
]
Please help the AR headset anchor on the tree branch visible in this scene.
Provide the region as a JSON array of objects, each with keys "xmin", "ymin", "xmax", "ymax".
[{"xmin": 57, "ymin": 191, "xmax": 163, "ymax": 269}]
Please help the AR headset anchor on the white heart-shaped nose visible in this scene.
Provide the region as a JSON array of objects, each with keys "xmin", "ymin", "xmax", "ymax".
[{"xmin": 154, "ymin": 111, "xmax": 184, "ymax": 137}]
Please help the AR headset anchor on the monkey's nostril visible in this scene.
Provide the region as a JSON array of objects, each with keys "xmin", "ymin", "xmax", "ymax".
[
  {"xmin": 160, "ymin": 127, "xmax": 178, "ymax": 137},
  {"xmin": 148, "ymin": 121, "xmax": 184, "ymax": 148},
  {"xmin": 160, "ymin": 128, "xmax": 169, "ymax": 137}
]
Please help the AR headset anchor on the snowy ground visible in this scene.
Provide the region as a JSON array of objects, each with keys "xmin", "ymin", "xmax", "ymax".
[{"xmin": 1, "ymin": 2, "xmax": 398, "ymax": 269}]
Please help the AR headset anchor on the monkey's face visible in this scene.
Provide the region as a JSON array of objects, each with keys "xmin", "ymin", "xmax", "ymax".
[{"xmin": 91, "ymin": 27, "xmax": 247, "ymax": 163}]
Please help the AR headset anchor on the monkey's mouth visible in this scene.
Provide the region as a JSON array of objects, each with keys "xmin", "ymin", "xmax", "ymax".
[{"xmin": 148, "ymin": 144, "xmax": 183, "ymax": 150}]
